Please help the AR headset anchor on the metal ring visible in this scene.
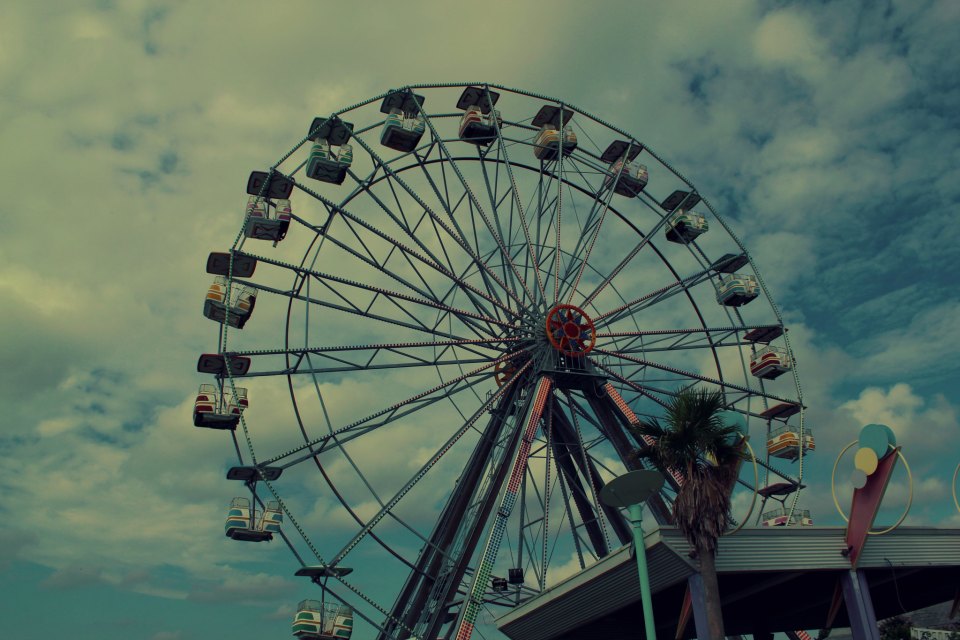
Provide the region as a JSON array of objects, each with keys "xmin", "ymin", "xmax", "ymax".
[
  {"xmin": 725, "ymin": 438, "xmax": 759, "ymax": 535},
  {"xmin": 869, "ymin": 449, "xmax": 912, "ymax": 536},
  {"xmin": 831, "ymin": 441, "xmax": 912, "ymax": 534}
]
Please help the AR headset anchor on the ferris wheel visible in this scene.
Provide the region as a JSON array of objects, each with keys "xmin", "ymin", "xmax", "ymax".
[{"xmin": 194, "ymin": 83, "xmax": 812, "ymax": 640}]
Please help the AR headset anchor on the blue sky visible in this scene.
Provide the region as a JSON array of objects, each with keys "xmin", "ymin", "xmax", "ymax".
[{"xmin": 1, "ymin": 1, "xmax": 959, "ymax": 639}]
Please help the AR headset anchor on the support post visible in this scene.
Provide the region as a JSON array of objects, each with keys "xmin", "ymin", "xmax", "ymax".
[
  {"xmin": 688, "ymin": 573, "xmax": 710, "ymax": 640},
  {"xmin": 841, "ymin": 569, "xmax": 880, "ymax": 640},
  {"xmin": 629, "ymin": 502, "xmax": 657, "ymax": 640}
]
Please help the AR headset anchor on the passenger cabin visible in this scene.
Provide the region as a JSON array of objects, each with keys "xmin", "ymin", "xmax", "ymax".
[
  {"xmin": 457, "ymin": 86, "xmax": 502, "ymax": 146},
  {"xmin": 601, "ymin": 140, "xmax": 647, "ymax": 197},
  {"xmin": 292, "ymin": 600, "xmax": 353, "ymax": 639},
  {"xmin": 665, "ymin": 209, "xmax": 709, "ymax": 244},
  {"xmin": 750, "ymin": 345, "xmax": 793, "ymax": 380},
  {"xmin": 193, "ymin": 383, "xmax": 247, "ymax": 430},
  {"xmin": 243, "ymin": 196, "xmax": 291, "ymax": 242},
  {"xmin": 203, "ymin": 276, "xmax": 256, "ymax": 328},
  {"xmin": 716, "ymin": 273, "xmax": 759, "ymax": 307},
  {"xmin": 761, "ymin": 507, "xmax": 813, "ymax": 527},
  {"xmin": 380, "ymin": 90, "xmax": 426, "ymax": 153},
  {"xmin": 224, "ymin": 497, "xmax": 282, "ymax": 542},
  {"xmin": 767, "ymin": 425, "xmax": 815, "ymax": 460},
  {"xmin": 531, "ymin": 105, "xmax": 577, "ymax": 161},
  {"xmin": 305, "ymin": 117, "xmax": 355, "ymax": 185}
]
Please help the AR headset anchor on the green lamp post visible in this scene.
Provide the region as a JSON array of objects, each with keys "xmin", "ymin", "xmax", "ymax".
[{"xmin": 600, "ymin": 470, "xmax": 665, "ymax": 640}]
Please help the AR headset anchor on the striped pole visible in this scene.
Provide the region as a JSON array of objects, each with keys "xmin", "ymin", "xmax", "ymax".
[
  {"xmin": 455, "ymin": 376, "xmax": 553, "ymax": 640},
  {"xmin": 604, "ymin": 383, "xmax": 685, "ymax": 488}
]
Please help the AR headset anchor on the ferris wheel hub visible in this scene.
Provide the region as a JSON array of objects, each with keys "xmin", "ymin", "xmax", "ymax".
[{"xmin": 545, "ymin": 304, "xmax": 596, "ymax": 357}]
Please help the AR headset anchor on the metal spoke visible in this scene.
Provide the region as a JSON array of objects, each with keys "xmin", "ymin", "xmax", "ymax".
[
  {"xmin": 350, "ymin": 124, "xmax": 530, "ymax": 311},
  {"xmin": 262, "ymin": 352, "xmax": 522, "ymax": 467},
  {"xmin": 328, "ymin": 360, "xmax": 534, "ymax": 570}
]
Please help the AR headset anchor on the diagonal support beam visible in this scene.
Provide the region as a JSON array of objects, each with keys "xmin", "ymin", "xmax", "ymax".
[
  {"xmin": 455, "ymin": 376, "xmax": 553, "ymax": 640},
  {"xmin": 380, "ymin": 384, "xmax": 523, "ymax": 640}
]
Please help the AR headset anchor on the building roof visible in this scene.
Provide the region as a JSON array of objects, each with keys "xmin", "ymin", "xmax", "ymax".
[{"xmin": 497, "ymin": 527, "xmax": 960, "ymax": 640}]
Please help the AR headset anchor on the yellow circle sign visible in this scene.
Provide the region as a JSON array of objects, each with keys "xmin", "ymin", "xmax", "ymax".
[{"xmin": 855, "ymin": 447, "xmax": 879, "ymax": 475}]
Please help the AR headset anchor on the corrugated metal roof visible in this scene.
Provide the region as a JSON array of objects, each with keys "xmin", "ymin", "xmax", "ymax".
[
  {"xmin": 858, "ymin": 527, "xmax": 960, "ymax": 567},
  {"xmin": 660, "ymin": 527, "xmax": 853, "ymax": 572},
  {"xmin": 497, "ymin": 530, "xmax": 695, "ymax": 640},
  {"xmin": 498, "ymin": 526, "xmax": 960, "ymax": 640}
]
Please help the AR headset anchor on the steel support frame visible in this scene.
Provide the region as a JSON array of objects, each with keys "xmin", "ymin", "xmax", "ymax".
[
  {"xmin": 583, "ymin": 389, "xmax": 675, "ymax": 525},
  {"xmin": 379, "ymin": 382, "xmax": 527, "ymax": 640},
  {"xmin": 549, "ymin": 397, "xmax": 632, "ymax": 550}
]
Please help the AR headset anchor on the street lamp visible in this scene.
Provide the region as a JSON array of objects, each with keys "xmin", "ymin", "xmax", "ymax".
[{"xmin": 600, "ymin": 470, "xmax": 665, "ymax": 640}]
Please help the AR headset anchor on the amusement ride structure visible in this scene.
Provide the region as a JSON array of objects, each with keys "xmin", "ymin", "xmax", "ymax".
[{"xmin": 194, "ymin": 83, "xmax": 813, "ymax": 640}]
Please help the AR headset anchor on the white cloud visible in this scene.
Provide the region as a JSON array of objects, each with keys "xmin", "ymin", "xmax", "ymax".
[{"xmin": 839, "ymin": 383, "xmax": 959, "ymax": 450}]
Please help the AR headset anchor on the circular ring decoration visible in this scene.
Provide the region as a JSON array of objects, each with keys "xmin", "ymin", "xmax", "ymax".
[
  {"xmin": 831, "ymin": 440, "xmax": 913, "ymax": 534},
  {"xmin": 545, "ymin": 304, "xmax": 596, "ymax": 356},
  {"xmin": 724, "ymin": 438, "xmax": 759, "ymax": 536}
]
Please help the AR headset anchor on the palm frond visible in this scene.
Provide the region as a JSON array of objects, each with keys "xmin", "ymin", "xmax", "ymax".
[{"xmin": 624, "ymin": 387, "xmax": 750, "ymax": 552}]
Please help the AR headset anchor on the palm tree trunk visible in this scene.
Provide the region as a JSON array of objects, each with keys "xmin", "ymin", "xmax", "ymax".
[{"xmin": 697, "ymin": 543, "xmax": 726, "ymax": 640}]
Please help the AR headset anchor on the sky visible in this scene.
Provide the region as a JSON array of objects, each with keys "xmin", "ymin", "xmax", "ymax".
[{"xmin": 1, "ymin": 1, "xmax": 959, "ymax": 639}]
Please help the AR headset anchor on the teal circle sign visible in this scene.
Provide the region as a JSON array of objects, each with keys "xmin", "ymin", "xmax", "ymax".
[{"xmin": 859, "ymin": 423, "xmax": 896, "ymax": 459}]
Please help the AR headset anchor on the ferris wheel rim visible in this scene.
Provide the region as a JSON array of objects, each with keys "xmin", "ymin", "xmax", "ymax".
[{"xmin": 208, "ymin": 82, "xmax": 809, "ymax": 637}]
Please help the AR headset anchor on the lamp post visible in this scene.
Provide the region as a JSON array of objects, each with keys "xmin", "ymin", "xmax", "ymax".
[{"xmin": 600, "ymin": 470, "xmax": 665, "ymax": 640}]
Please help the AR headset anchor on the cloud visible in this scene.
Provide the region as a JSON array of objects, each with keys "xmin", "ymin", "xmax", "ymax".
[
  {"xmin": 186, "ymin": 571, "xmax": 297, "ymax": 605},
  {"xmin": 0, "ymin": 529, "xmax": 37, "ymax": 572},
  {"xmin": 41, "ymin": 565, "xmax": 107, "ymax": 590},
  {"xmin": 839, "ymin": 383, "xmax": 959, "ymax": 451}
]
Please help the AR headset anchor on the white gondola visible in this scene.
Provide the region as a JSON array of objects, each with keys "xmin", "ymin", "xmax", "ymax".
[
  {"xmin": 224, "ymin": 497, "xmax": 282, "ymax": 542},
  {"xmin": 193, "ymin": 383, "xmax": 247, "ymax": 429},
  {"xmin": 381, "ymin": 109, "xmax": 426, "ymax": 152},
  {"xmin": 306, "ymin": 140, "xmax": 353, "ymax": 185},
  {"xmin": 380, "ymin": 90, "xmax": 426, "ymax": 152},
  {"xmin": 761, "ymin": 507, "xmax": 813, "ymax": 527},
  {"xmin": 243, "ymin": 196, "xmax": 291, "ymax": 242},
  {"xmin": 750, "ymin": 345, "xmax": 793, "ymax": 380},
  {"xmin": 203, "ymin": 276, "xmax": 256, "ymax": 328},
  {"xmin": 716, "ymin": 273, "xmax": 759, "ymax": 307},
  {"xmin": 767, "ymin": 425, "xmax": 815, "ymax": 460},
  {"xmin": 459, "ymin": 105, "xmax": 503, "ymax": 145},
  {"xmin": 605, "ymin": 157, "xmax": 649, "ymax": 197},
  {"xmin": 533, "ymin": 124, "xmax": 577, "ymax": 161},
  {"xmin": 456, "ymin": 86, "xmax": 502, "ymax": 146},
  {"xmin": 305, "ymin": 117, "xmax": 354, "ymax": 185},
  {"xmin": 292, "ymin": 600, "xmax": 353, "ymax": 639},
  {"xmin": 665, "ymin": 209, "xmax": 709, "ymax": 243}
]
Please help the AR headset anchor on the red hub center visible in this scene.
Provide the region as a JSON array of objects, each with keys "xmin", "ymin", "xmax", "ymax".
[{"xmin": 546, "ymin": 304, "xmax": 596, "ymax": 356}]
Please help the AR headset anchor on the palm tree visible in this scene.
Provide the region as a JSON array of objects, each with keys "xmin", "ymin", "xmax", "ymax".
[{"xmin": 628, "ymin": 387, "xmax": 747, "ymax": 640}]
